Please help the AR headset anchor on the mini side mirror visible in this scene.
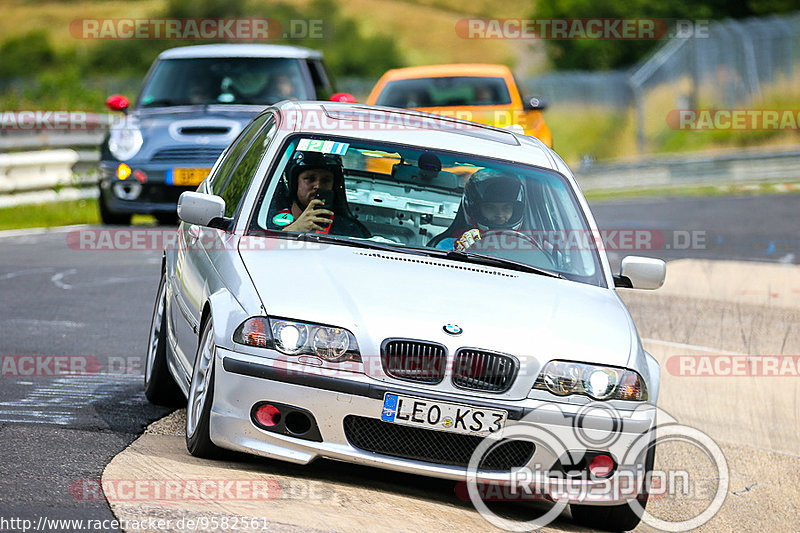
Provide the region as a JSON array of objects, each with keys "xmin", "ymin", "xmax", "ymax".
[
  {"xmin": 330, "ymin": 92, "xmax": 357, "ymax": 103},
  {"xmin": 523, "ymin": 96, "xmax": 548, "ymax": 111},
  {"xmin": 105, "ymin": 94, "xmax": 130, "ymax": 113}
]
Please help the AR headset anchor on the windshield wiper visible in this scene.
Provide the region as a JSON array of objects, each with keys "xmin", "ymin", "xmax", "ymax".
[
  {"xmin": 295, "ymin": 233, "xmax": 429, "ymax": 256},
  {"xmin": 439, "ymin": 249, "xmax": 565, "ymax": 279}
]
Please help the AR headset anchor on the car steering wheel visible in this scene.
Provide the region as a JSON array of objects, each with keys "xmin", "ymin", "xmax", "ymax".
[{"xmin": 477, "ymin": 229, "xmax": 543, "ymax": 251}]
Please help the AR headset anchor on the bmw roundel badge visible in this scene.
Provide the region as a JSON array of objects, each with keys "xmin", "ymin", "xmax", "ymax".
[{"xmin": 443, "ymin": 324, "xmax": 463, "ymax": 335}]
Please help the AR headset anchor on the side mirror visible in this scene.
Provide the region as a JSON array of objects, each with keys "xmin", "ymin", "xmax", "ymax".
[
  {"xmin": 614, "ymin": 256, "xmax": 666, "ymax": 290},
  {"xmin": 178, "ymin": 192, "xmax": 226, "ymax": 227},
  {"xmin": 330, "ymin": 92, "xmax": 357, "ymax": 103},
  {"xmin": 522, "ymin": 96, "xmax": 547, "ymax": 111},
  {"xmin": 106, "ymin": 94, "xmax": 130, "ymax": 113}
]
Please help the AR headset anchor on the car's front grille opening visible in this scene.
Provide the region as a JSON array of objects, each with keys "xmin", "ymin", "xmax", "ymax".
[
  {"xmin": 453, "ymin": 349, "xmax": 518, "ymax": 393},
  {"xmin": 381, "ymin": 339, "xmax": 447, "ymax": 384},
  {"xmin": 150, "ymin": 147, "xmax": 224, "ymax": 163},
  {"xmin": 343, "ymin": 416, "xmax": 535, "ymax": 470}
]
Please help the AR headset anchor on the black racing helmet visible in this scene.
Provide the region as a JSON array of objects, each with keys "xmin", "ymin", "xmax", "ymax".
[
  {"xmin": 285, "ymin": 150, "xmax": 345, "ymax": 207},
  {"xmin": 462, "ymin": 169, "xmax": 525, "ymax": 230}
]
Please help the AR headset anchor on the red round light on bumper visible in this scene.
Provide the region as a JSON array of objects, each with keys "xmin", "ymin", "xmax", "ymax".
[
  {"xmin": 254, "ymin": 404, "xmax": 281, "ymax": 427},
  {"xmin": 588, "ymin": 454, "xmax": 615, "ymax": 477}
]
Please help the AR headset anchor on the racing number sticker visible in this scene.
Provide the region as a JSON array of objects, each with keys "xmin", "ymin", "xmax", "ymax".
[
  {"xmin": 272, "ymin": 212, "xmax": 294, "ymax": 226},
  {"xmin": 297, "ymin": 138, "xmax": 349, "ymax": 155}
]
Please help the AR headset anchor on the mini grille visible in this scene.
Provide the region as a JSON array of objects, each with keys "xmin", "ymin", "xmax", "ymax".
[
  {"xmin": 150, "ymin": 147, "xmax": 224, "ymax": 163},
  {"xmin": 453, "ymin": 349, "xmax": 518, "ymax": 393},
  {"xmin": 343, "ymin": 416, "xmax": 535, "ymax": 470},
  {"xmin": 381, "ymin": 340, "xmax": 446, "ymax": 384}
]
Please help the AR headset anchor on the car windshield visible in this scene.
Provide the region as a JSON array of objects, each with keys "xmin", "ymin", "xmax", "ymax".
[
  {"xmin": 137, "ymin": 57, "xmax": 311, "ymax": 107},
  {"xmin": 249, "ymin": 135, "xmax": 606, "ymax": 287},
  {"xmin": 376, "ymin": 77, "xmax": 512, "ymax": 108}
]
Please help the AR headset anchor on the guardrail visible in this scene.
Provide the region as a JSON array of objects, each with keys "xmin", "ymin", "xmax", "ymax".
[
  {"xmin": 1, "ymin": 130, "xmax": 799, "ymax": 208},
  {"xmin": 574, "ymin": 146, "xmax": 800, "ymax": 191}
]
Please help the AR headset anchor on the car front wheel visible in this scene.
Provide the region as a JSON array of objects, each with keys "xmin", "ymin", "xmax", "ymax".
[{"xmin": 186, "ymin": 316, "xmax": 224, "ymax": 458}]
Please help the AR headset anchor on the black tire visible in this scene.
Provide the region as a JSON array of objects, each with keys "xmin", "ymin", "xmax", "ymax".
[
  {"xmin": 185, "ymin": 318, "xmax": 224, "ymax": 458},
  {"xmin": 570, "ymin": 443, "xmax": 656, "ymax": 532},
  {"xmin": 99, "ymin": 190, "xmax": 132, "ymax": 225},
  {"xmin": 144, "ymin": 274, "xmax": 185, "ymax": 406}
]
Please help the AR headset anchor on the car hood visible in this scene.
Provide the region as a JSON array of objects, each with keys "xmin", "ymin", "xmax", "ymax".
[
  {"xmin": 118, "ymin": 105, "xmax": 265, "ymax": 162},
  {"xmin": 131, "ymin": 104, "xmax": 266, "ymax": 123},
  {"xmin": 240, "ymin": 244, "xmax": 636, "ymax": 379}
]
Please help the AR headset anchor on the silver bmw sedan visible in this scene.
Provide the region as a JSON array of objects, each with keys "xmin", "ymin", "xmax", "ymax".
[{"xmin": 145, "ymin": 100, "xmax": 666, "ymax": 531}]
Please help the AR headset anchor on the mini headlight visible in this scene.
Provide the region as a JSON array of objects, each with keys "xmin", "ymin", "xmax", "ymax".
[
  {"xmin": 534, "ymin": 361, "xmax": 647, "ymax": 401},
  {"xmin": 108, "ymin": 121, "xmax": 143, "ymax": 160}
]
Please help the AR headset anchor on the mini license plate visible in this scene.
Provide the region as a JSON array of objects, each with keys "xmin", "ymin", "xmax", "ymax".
[
  {"xmin": 169, "ymin": 168, "xmax": 211, "ymax": 186},
  {"xmin": 381, "ymin": 393, "xmax": 507, "ymax": 437}
]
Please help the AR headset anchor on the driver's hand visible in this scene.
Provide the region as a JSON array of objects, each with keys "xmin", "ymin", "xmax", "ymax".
[
  {"xmin": 282, "ymin": 199, "xmax": 334, "ymax": 233},
  {"xmin": 455, "ymin": 228, "xmax": 481, "ymax": 251}
]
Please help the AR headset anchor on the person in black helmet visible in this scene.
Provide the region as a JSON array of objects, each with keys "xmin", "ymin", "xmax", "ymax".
[
  {"xmin": 266, "ymin": 150, "xmax": 370, "ymax": 237},
  {"xmin": 432, "ymin": 169, "xmax": 525, "ymax": 250}
]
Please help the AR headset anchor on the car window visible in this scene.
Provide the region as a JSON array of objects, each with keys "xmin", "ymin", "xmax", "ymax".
[
  {"xmin": 209, "ymin": 113, "xmax": 271, "ymax": 196},
  {"xmin": 220, "ymin": 118, "xmax": 277, "ymax": 218},
  {"xmin": 376, "ymin": 77, "xmax": 512, "ymax": 108},
  {"xmin": 250, "ymin": 135, "xmax": 604, "ymax": 287},
  {"xmin": 306, "ymin": 59, "xmax": 332, "ymax": 99},
  {"xmin": 137, "ymin": 57, "xmax": 311, "ymax": 107}
]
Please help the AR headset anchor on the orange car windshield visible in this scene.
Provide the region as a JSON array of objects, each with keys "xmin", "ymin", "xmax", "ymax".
[{"xmin": 376, "ymin": 76, "xmax": 511, "ymax": 108}]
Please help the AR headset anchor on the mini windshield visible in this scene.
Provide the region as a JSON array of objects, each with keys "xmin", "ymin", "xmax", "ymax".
[
  {"xmin": 250, "ymin": 135, "xmax": 606, "ymax": 287},
  {"xmin": 376, "ymin": 77, "xmax": 512, "ymax": 108},
  {"xmin": 138, "ymin": 57, "xmax": 310, "ymax": 107}
]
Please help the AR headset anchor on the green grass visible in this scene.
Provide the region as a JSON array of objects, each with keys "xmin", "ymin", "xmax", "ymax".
[
  {"xmin": 583, "ymin": 182, "xmax": 800, "ymax": 202},
  {"xmin": 0, "ymin": 198, "xmax": 155, "ymax": 231}
]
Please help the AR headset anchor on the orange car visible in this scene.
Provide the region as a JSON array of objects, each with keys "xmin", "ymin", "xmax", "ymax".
[{"xmin": 366, "ymin": 64, "xmax": 552, "ymax": 147}]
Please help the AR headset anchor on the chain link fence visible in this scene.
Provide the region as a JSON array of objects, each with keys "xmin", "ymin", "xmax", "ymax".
[{"xmin": 522, "ymin": 12, "xmax": 800, "ymax": 152}]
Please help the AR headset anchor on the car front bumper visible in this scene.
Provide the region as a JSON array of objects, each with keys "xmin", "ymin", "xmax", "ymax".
[
  {"xmin": 99, "ymin": 164, "xmax": 201, "ymax": 215},
  {"xmin": 210, "ymin": 348, "xmax": 657, "ymax": 505}
]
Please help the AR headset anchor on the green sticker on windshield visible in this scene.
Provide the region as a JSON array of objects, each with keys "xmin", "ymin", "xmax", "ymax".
[
  {"xmin": 297, "ymin": 138, "xmax": 349, "ymax": 155},
  {"xmin": 272, "ymin": 212, "xmax": 294, "ymax": 226}
]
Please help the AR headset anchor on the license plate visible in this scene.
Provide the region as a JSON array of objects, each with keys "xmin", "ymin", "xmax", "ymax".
[
  {"xmin": 381, "ymin": 393, "xmax": 507, "ymax": 437},
  {"xmin": 169, "ymin": 168, "xmax": 211, "ymax": 186}
]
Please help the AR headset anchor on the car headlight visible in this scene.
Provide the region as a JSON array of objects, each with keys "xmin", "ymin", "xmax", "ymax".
[
  {"xmin": 108, "ymin": 121, "xmax": 143, "ymax": 161},
  {"xmin": 533, "ymin": 360, "xmax": 647, "ymax": 401},
  {"xmin": 233, "ymin": 317, "xmax": 361, "ymax": 363}
]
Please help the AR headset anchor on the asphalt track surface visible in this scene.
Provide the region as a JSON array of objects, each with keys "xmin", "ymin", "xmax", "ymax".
[{"xmin": 0, "ymin": 193, "xmax": 796, "ymax": 531}]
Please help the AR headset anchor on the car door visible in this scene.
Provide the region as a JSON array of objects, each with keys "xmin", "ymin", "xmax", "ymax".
[{"xmin": 170, "ymin": 113, "xmax": 273, "ymax": 378}]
